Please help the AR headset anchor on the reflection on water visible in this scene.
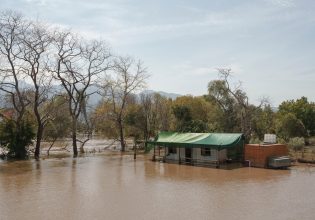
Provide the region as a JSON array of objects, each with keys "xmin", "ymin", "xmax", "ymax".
[{"xmin": 0, "ymin": 155, "xmax": 315, "ymax": 220}]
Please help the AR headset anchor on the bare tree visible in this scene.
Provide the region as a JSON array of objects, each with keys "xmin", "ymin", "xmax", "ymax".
[
  {"xmin": 18, "ymin": 21, "xmax": 53, "ymax": 159},
  {"xmin": 102, "ymin": 56, "xmax": 148, "ymax": 151},
  {"xmin": 0, "ymin": 11, "xmax": 56, "ymax": 159},
  {"xmin": 139, "ymin": 93, "xmax": 152, "ymax": 141},
  {"xmin": 52, "ymin": 31, "xmax": 110, "ymax": 157},
  {"xmin": 138, "ymin": 93, "xmax": 171, "ymax": 141},
  {"xmin": 0, "ymin": 11, "xmax": 30, "ymax": 122}
]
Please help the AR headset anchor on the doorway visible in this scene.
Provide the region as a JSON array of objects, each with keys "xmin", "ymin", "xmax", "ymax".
[{"xmin": 185, "ymin": 148, "xmax": 192, "ymax": 163}]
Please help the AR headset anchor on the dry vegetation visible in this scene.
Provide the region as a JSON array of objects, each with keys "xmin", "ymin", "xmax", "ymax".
[{"xmin": 289, "ymin": 137, "xmax": 315, "ymax": 162}]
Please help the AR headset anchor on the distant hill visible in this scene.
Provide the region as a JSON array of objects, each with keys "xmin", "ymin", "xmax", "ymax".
[
  {"xmin": 87, "ymin": 89, "xmax": 182, "ymax": 107},
  {"xmin": 141, "ymin": 90, "xmax": 181, "ymax": 100},
  {"xmin": 0, "ymin": 80, "xmax": 181, "ymax": 107}
]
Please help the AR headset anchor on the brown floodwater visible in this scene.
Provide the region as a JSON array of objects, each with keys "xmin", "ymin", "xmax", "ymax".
[{"xmin": 0, "ymin": 155, "xmax": 315, "ymax": 220}]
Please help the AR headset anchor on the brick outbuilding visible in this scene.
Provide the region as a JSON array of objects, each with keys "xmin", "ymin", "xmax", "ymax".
[{"xmin": 244, "ymin": 144, "xmax": 289, "ymax": 168}]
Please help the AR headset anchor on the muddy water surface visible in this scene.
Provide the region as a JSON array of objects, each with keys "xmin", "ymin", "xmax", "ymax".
[{"xmin": 0, "ymin": 155, "xmax": 315, "ymax": 220}]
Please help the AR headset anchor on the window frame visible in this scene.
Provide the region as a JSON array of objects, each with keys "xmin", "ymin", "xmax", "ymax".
[
  {"xmin": 168, "ymin": 147, "xmax": 177, "ymax": 154},
  {"xmin": 201, "ymin": 147, "xmax": 211, "ymax": 156}
]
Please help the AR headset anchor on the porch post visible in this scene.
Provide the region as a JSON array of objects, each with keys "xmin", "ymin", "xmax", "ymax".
[
  {"xmin": 153, "ymin": 145, "xmax": 156, "ymax": 161},
  {"xmin": 216, "ymin": 146, "xmax": 220, "ymax": 168},
  {"xmin": 164, "ymin": 146, "xmax": 166, "ymax": 162},
  {"xmin": 178, "ymin": 146, "xmax": 181, "ymax": 164},
  {"xmin": 159, "ymin": 145, "xmax": 160, "ymax": 158},
  {"xmin": 191, "ymin": 147, "xmax": 193, "ymax": 165}
]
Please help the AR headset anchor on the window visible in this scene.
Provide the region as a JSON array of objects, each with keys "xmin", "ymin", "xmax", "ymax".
[
  {"xmin": 201, "ymin": 147, "xmax": 211, "ymax": 156},
  {"xmin": 169, "ymin": 147, "xmax": 177, "ymax": 154}
]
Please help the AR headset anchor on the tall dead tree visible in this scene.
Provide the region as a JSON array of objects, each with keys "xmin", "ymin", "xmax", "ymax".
[{"xmin": 52, "ymin": 31, "xmax": 110, "ymax": 157}]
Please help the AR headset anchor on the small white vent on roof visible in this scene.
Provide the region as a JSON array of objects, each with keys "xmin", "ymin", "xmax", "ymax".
[{"xmin": 264, "ymin": 134, "xmax": 276, "ymax": 144}]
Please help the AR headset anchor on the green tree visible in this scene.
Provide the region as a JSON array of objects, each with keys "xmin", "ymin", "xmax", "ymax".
[
  {"xmin": 92, "ymin": 101, "xmax": 118, "ymax": 139},
  {"xmin": 208, "ymin": 71, "xmax": 244, "ymax": 135},
  {"xmin": 0, "ymin": 119, "xmax": 35, "ymax": 159},
  {"xmin": 251, "ymin": 105, "xmax": 275, "ymax": 139},
  {"xmin": 278, "ymin": 97, "xmax": 315, "ymax": 135},
  {"xmin": 172, "ymin": 95, "xmax": 221, "ymax": 132},
  {"xmin": 275, "ymin": 113, "xmax": 307, "ymax": 141},
  {"xmin": 208, "ymin": 69, "xmax": 269, "ymax": 141},
  {"xmin": 171, "ymin": 104, "xmax": 190, "ymax": 132},
  {"xmin": 184, "ymin": 120, "xmax": 208, "ymax": 133},
  {"xmin": 171, "ymin": 104, "xmax": 208, "ymax": 132}
]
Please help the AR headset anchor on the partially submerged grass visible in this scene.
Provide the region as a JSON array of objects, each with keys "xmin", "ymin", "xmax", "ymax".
[{"xmin": 289, "ymin": 145, "xmax": 315, "ymax": 162}]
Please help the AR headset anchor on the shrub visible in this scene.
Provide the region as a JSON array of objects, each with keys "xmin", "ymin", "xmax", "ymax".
[
  {"xmin": 277, "ymin": 138, "xmax": 287, "ymax": 145},
  {"xmin": 0, "ymin": 119, "xmax": 35, "ymax": 159},
  {"xmin": 249, "ymin": 137, "xmax": 261, "ymax": 144},
  {"xmin": 288, "ymin": 137, "xmax": 305, "ymax": 152}
]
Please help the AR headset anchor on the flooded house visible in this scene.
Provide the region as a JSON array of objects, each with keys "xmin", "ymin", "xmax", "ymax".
[{"xmin": 148, "ymin": 132, "xmax": 245, "ymax": 168}]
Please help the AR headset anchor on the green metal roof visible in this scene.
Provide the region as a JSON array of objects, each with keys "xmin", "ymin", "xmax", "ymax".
[{"xmin": 148, "ymin": 131, "xmax": 244, "ymax": 149}]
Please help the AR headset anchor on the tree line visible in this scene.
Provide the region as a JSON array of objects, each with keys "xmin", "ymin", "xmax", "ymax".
[
  {"xmin": 1, "ymin": 10, "xmax": 314, "ymax": 160},
  {"xmin": 92, "ymin": 67, "xmax": 315, "ymax": 155},
  {"xmin": 94, "ymin": 68, "xmax": 315, "ymax": 147}
]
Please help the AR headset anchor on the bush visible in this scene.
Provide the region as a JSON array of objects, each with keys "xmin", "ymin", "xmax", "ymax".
[
  {"xmin": 277, "ymin": 138, "xmax": 287, "ymax": 145},
  {"xmin": 276, "ymin": 113, "xmax": 307, "ymax": 141},
  {"xmin": 0, "ymin": 119, "xmax": 35, "ymax": 159},
  {"xmin": 249, "ymin": 137, "xmax": 261, "ymax": 144},
  {"xmin": 288, "ymin": 137, "xmax": 305, "ymax": 152},
  {"xmin": 308, "ymin": 136, "xmax": 315, "ymax": 146}
]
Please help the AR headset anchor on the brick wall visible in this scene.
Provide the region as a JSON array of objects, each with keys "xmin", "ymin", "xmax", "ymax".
[{"xmin": 244, "ymin": 144, "xmax": 289, "ymax": 168}]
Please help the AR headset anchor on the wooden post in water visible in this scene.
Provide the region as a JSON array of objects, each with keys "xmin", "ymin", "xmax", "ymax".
[{"xmin": 153, "ymin": 145, "xmax": 156, "ymax": 161}]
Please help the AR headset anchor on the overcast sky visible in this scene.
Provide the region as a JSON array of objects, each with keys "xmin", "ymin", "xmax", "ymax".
[{"xmin": 1, "ymin": 0, "xmax": 315, "ymax": 105}]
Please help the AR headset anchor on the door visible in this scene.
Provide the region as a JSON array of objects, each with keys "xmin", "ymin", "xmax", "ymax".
[{"xmin": 185, "ymin": 148, "xmax": 192, "ymax": 163}]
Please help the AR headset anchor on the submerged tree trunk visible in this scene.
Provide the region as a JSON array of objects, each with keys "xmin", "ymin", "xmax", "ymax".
[
  {"xmin": 34, "ymin": 126, "xmax": 43, "ymax": 160},
  {"xmin": 118, "ymin": 119, "xmax": 125, "ymax": 152},
  {"xmin": 72, "ymin": 119, "xmax": 78, "ymax": 157},
  {"xmin": 34, "ymin": 96, "xmax": 44, "ymax": 160},
  {"xmin": 33, "ymin": 104, "xmax": 45, "ymax": 159}
]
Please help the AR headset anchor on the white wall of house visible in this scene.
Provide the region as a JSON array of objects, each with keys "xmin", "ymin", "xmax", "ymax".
[
  {"xmin": 193, "ymin": 148, "xmax": 227, "ymax": 162},
  {"xmin": 165, "ymin": 147, "xmax": 227, "ymax": 162},
  {"xmin": 165, "ymin": 147, "xmax": 180, "ymax": 160}
]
